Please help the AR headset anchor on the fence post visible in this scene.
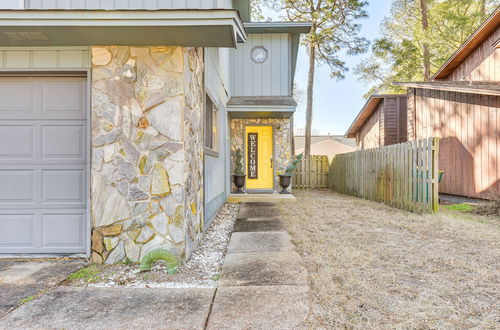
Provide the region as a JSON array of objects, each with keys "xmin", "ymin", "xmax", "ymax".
[{"xmin": 432, "ymin": 137, "xmax": 439, "ymax": 212}]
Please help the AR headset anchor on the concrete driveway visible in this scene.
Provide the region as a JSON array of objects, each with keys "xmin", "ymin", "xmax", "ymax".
[{"xmin": 0, "ymin": 258, "xmax": 87, "ymax": 316}]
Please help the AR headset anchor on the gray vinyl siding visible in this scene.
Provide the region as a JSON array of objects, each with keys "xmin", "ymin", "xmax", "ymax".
[
  {"xmin": 231, "ymin": 33, "xmax": 291, "ymax": 97},
  {"xmin": 25, "ymin": 0, "xmax": 233, "ymax": 9},
  {"xmin": 204, "ymin": 47, "xmax": 230, "ymax": 228}
]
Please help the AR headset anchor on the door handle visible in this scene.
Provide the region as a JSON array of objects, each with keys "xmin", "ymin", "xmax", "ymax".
[{"xmin": 270, "ymin": 157, "xmax": 273, "ymax": 168}]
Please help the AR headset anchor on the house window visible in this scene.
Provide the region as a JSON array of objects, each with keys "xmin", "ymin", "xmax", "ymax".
[{"xmin": 204, "ymin": 94, "xmax": 219, "ymax": 155}]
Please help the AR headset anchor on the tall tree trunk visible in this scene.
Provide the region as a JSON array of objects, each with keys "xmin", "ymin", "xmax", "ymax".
[
  {"xmin": 419, "ymin": 0, "xmax": 431, "ymax": 81},
  {"xmin": 305, "ymin": 44, "xmax": 316, "ymax": 156}
]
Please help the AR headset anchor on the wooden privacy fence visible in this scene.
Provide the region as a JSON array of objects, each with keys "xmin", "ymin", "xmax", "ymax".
[
  {"xmin": 328, "ymin": 137, "xmax": 440, "ymax": 212},
  {"xmin": 293, "ymin": 155, "xmax": 330, "ymax": 189}
]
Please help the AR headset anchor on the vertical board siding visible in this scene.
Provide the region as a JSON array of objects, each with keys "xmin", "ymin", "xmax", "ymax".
[
  {"xmin": 358, "ymin": 104, "xmax": 382, "ymax": 150},
  {"xmin": 292, "ymin": 156, "xmax": 330, "ymax": 189},
  {"xmin": 230, "ymin": 34, "xmax": 290, "ymax": 97},
  {"xmin": 328, "ymin": 138, "xmax": 440, "ymax": 213},
  {"xmin": 26, "ymin": 0, "xmax": 233, "ymax": 9},
  {"xmin": 0, "ymin": 47, "xmax": 89, "ymax": 69},
  {"xmin": 204, "ymin": 47, "xmax": 230, "ymax": 223},
  {"xmin": 358, "ymin": 95, "xmax": 408, "ymax": 150},
  {"xmin": 444, "ymin": 26, "xmax": 500, "ymax": 81},
  {"xmin": 414, "ymin": 88, "xmax": 500, "ymax": 198}
]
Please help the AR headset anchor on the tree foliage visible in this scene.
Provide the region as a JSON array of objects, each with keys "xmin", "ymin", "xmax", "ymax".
[
  {"xmin": 355, "ymin": 0, "xmax": 500, "ymax": 98},
  {"xmin": 281, "ymin": 0, "xmax": 369, "ymax": 79}
]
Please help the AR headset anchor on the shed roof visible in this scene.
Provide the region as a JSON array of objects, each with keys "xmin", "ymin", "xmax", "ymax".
[
  {"xmin": 432, "ymin": 6, "xmax": 500, "ymax": 80},
  {"xmin": 395, "ymin": 81, "xmax": 500, "ymax": 96},
  {"xmin": 344, "ymin": 94, "xmax": 406, "ymax": 138}
]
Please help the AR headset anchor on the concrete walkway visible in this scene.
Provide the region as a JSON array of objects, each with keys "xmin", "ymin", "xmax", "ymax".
[
  {"xmin": 0, "ymin": 202, "xmax": 309, "ymax": 329},
  {"xmin": 206, "ymin": 202, "xmax": 310, "ymax": 329}
]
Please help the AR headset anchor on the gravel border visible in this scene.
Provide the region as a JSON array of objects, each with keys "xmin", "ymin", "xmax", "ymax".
[{"xmin": 72, "ymin": 202, "xmax": 240, "ymax": 288}]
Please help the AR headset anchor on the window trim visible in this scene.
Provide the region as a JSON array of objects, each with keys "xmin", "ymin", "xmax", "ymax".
[{"xmin": 204, "ymin": 93, "xmax": 219, "ymax": 157}]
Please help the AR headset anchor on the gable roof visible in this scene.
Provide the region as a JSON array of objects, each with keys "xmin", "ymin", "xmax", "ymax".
[
  {"xmin": 345, "ymin": 94, "xmax": 406, "ymax": 138},
  {"xmin": 432, "ymin": 6, "xmax": 500, "ymax": 80}
]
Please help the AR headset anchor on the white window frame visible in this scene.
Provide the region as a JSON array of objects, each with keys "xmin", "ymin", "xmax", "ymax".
[{"xmin": 204, "ymin": 93, "xmax": 219, "ymax": 157}]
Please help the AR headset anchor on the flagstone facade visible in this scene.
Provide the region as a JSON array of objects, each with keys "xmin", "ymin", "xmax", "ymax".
[{"xmin": 90, "ymin": 46, "xmax": 204, "ymax": 264}]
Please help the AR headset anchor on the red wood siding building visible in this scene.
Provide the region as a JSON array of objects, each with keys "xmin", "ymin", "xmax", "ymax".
[
  {"xmin": 401, "ymin": 7, "xmax": 500, "ymax": 199},
  {"xmin": 346, "ymin": 95, "xmax": 407, "ymax": 150}
]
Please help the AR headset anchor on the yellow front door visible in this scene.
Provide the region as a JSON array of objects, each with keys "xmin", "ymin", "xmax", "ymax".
[{"xmin": 245, "ymin": 126, "xmax": 274, "ymax": 190}]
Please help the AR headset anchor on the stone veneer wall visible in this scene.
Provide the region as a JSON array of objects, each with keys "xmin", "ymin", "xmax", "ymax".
[
  {"xmin": 90, "ymin": 46, "xmax": 204, "ymax": 264},
  {"xmin": 230, "ymin": 118, "xmax": 292, "ymax": 191}
]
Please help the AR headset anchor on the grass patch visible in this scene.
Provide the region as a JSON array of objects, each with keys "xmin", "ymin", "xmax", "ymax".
[
  {"xmin": 67, "ymin": 265, "xmax": 101, "ymax": 283},
  {"xmin": 17, "ymin": 289, "xmax": 48, "ymax": 306},
  {"xmin": 443, "ymin": 203, "xmax": 474, "ymax": 212},
  {"xmin": 18, "ymin": 295, "xmax": 36, "ymax": 305}
]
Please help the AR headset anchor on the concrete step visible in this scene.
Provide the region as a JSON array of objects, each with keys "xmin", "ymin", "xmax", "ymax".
[
  {"xmin": 220, "ymin": 252, "xmax": 308, "ymax": 287},
  {"xmin": 227, "ymin": 232, "xmax": 294, "ymax": 253},
  {"xmin": 207, "ymin": 285, "xmax": 309, "ymax": 329},
  {"xmin": 233, "ymin": 218, "xmax": 285, "ymax": 232}
]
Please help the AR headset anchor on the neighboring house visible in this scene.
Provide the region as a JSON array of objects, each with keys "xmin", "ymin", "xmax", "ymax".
[
  {"xmin": 345, "ymin": 94, "xmax": 408, "ymax": 149},
  {"xmin": 294, "ymin": 135, "xmax": 355, "ymax": 156},
  {"xmin": 0, "ymin": 1, "xmax": 310, "ymax": 263},
  {"xmin": 397, "ymin": 7, "xmax": 500, "ymax": 199}
]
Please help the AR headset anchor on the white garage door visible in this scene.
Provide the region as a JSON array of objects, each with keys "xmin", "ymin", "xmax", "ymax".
[{"xmin": 0, "ymin": 77, "xmax": 87, "ymax": 254}]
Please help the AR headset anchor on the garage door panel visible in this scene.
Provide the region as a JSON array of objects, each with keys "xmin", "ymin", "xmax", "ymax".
[
  {"xmin": 42, "ymin": 169, "xmax": 85, "ymax": 203},
  {"xmin": 41, "ymin": 213, "xmax": 85, "ymax": 249},
  {"xmin": 0, "ymin": 76, "xmax": 87, "ymax": 255},
  {"xmin": 0, "ymin": 81, "xmax": 33, "ymax": 115},
  {"xmin": 41, "ymin": 124, "xmax": 85, "ymax": 160},
  {"xmin": 41, "ymin": 81, "xmax": 85, "ymax": 117},
  {"xmin": 0, "ymin": 170, "xmax": 34, "ymax": 203},
  {"xmin": 0, "ymin": 214, "xmax": 35, "ymax": 247},
  {"xmin": 0, "ymin": 125, "xmax": 34, "ymax": 158}
]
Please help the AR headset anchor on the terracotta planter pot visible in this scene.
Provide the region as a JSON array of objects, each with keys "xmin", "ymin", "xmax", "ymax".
[
  {"xmin": 278, "ymin": 175, "xmax": 292, "ymax": 194},
  {"xmin": 233, "ymin": 175, "xmax": 246, "ymax": 193}
]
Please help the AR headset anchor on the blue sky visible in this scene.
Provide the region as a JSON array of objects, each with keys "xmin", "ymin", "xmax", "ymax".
[{"xmin": 291, "ymin": 1, "xmax": 393, "ymax": 135}]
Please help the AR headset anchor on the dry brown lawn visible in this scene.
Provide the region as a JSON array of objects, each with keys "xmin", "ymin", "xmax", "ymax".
[{"xmin": 279, "ymin": 189, "xmax": 499, "ymax": 329}]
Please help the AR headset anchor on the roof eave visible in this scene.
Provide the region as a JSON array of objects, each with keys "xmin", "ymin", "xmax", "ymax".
[
  {"xmin": 395, "ymin": 82, "xmax": 500, "ymax": 96},
  {"xmin": 345, "ymin": 96, "xmax": 383, "ymax": 138},
  {"xmin": 0, "ymin": 9, "xmax": 247, "ymax": 47},
  {"xmin": 345, "ymin": 94, "xmax": 406, "ymax": 138}
]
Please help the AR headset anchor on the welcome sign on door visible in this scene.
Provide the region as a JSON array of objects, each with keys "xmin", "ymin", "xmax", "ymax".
[{"xmin": 248, "ymin": 133, "xmax": 258, "ymax": 179}]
